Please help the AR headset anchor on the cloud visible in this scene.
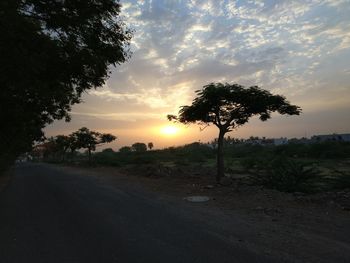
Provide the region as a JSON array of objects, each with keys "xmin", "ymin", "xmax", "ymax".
[
  {"xmin": 90, "ymin": 81, "xmax": 193, "ymax": 113},
  {"xmin": 47, "ymin": 0, "xmax": 350, "ymax": 143},
  {"xmin": 106, "ymin": 0, "xmax": 350, "ymax": 117}
]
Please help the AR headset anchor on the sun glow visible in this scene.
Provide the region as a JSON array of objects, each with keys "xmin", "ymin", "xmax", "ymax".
[{"xmin": 160, "ymin": 125, "xmax": 180, "ymax": 136}]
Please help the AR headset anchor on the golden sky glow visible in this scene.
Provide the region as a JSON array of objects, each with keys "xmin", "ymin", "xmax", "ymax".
[
  {"xmin": 160, "ymin": 125, "xmax": 180, "ymax": 136},
  {"xmin": 45, "ymin": 0, "xmax": 350, "ymax": 150}
]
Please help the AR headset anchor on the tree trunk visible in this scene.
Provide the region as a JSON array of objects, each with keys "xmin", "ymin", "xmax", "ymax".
[
  {"xmin": 88, "ymin": 148, "xmax": 91, "ymax": 163},
  {"xmin": 69, "ymin": 149, "xmax": 75, "ymax": 161},
  {"xmin": 61, "ymin": 149, "xmax": 66, "ymax": 162},
  {"xmin": 216, "ymin": 129, "xmax": 225, "ymax": 183}
]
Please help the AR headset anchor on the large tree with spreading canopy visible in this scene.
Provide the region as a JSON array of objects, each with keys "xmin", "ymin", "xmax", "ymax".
[{"xmin": 168, "ymin": 83, "xmax": 301, "ymax": 182}]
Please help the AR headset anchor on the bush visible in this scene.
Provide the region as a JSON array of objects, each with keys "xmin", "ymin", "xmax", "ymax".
[
  {"xmin": 240, "ymin": 155, "xmax": 271, "ymax": 171},
  {"xmin": 102, "ymin": 148, "xmax": 114, "ymax": 153},
  {"xmin": 93, "ymin": 151, "xmax": 120, "ymax": 166},
  {"xmin": 274, "ymin": 141, "xmax": 350, "ymax": 159},
  {"xmin": 252, "ymin": 157, "xmax": 319, "ymax": 193},
  {"xmin": 119, "ymin": 146, "xmax": 132, "ymax": 153},
  {"xmin": 330, "ymin": 170, "xmax": 350, "ymax": 190}
]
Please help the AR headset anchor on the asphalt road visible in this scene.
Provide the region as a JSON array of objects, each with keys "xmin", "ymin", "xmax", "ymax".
[{"xmin": 0, "ymin": 163, "xmax": 272, "ymax": 263}]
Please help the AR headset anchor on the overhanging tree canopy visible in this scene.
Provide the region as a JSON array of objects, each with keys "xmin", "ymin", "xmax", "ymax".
[
  {"xmin": 168, "ymin": 83, "xmax": 301, "ymax": 182},
  {"xmin": 0, "ymin": 0, "xmax": 131, "ymax": 170}
]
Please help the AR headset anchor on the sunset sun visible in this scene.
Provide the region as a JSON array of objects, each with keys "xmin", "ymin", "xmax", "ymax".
[{"xmin": 160, "ymin": 125, "xmax": 179, "ymax": 136}]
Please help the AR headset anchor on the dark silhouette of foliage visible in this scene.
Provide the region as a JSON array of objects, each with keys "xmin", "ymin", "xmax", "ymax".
[
  {"xmin": 0, "ymin": 0, "xmax": 131, "ymax": 171},
  {"xmin": 119, "ymin": 146, "xmax": 132, "ymax": 153},
  {"xmin": 72, "ymin": 127, "xmax": 116, "ymax": 162},
  {"xmin": 328, "ymin": 170, "xmax": 350, "ymax": 190},
  {"xmin": 131, "ymin": 142, "xmax": 147, "ymax": 152},
  {"xmin": 102, "ymin": 148, "xmax": 115, "ymax": 154},
  {"xmin": 34, "ymin": 128, "xmax": 115, "ymax": 163},
  {"xmin": 148, "ymin": 142, "xmax": 154, "ymax": 150},
  {"xmin": 40, "ymin": 140, "xmax": 59, "ymax": 161},
  {"xmin": 49, "ymin": 135, "xmax": 79, "ymax": 161},
  {"xmin": 168, "ymin": 83, "xmax": 301, "ymax": 182}
]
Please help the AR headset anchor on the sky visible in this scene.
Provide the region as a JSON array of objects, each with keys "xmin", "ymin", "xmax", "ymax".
[{"xmin": 45, "ymin": 0, "xmax": 350, "ymax": 150}]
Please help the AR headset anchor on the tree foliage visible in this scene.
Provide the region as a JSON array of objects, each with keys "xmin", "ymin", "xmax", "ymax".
[
  {"xmin": 119, "ymin": 146, "xmax": 132, "ymax": 153},
  {"xmin": 131, "ymin": 142, "xmax": 147, "ymax": 152},
  {"xmin": 43, "ymin": 135, "xmax": 73, "ymax": 161},
  {"xmin": 168, "ymin": 83, "xmax": 301, "ymax": 131},
  {"xmin": 148, "ymin": 142, "xmax": 154, "ymax": 150},
  {"xmin": 0, "ymin": 0, "xmax": 131, "ymax": 170},
  {"xmin": 32, "ymin": 127, "xmax": 116, "ymax": 163},
  {"xmin": 102, "ymin": 148, "xmax": 115, "ymax": 154},
  {"xmin": 72, "ymin": 127, "xmax": 116, "ymax": 162},
  {"xmin": 168, "ymin": 83, "xmax": 301, "ymax": 182}
]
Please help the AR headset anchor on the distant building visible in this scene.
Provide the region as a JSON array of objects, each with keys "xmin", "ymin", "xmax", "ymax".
[
  {"xmin": 244, "ymin": 137, "xmax": 263, "ymax": 145},
  {"xmin": 311, "ymin": 133, "xmax": 350, "ymax": 142},
  {"xmin": 244, "ymin": 137, "xmax": 288, "ymax": 146},
  {"xmin": 288, "ymin": 137, "xmax": 311, "ymax": 144},
  {"xmin": 273, "ymin": 138, "xmax": 288, "ymax": 145}
]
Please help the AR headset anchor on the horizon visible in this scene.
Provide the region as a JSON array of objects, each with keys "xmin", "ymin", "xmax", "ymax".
[{"xmin": 45, "ymin": 0, "xmax": 350, "ymax": 149}]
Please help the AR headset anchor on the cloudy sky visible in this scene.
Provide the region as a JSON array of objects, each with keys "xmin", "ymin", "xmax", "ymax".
[{"xmin": 46, "ymin": 0, "xmax": 350, "ymax": 149}]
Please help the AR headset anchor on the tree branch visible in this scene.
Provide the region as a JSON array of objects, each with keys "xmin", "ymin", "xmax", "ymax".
[{"xmin": 199, "ymin": 123, "xmax": 210, "ymax": 131}]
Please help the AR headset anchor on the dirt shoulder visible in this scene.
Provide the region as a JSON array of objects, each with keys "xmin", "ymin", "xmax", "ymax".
[{"xmin": 60, "ymin": 164, "xmax": 350, "ymax": 263}]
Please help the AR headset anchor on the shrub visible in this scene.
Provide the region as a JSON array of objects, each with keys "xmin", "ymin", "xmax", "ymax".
[
  {"xmin": 102, "ymin": 148, "xmax": 114, "ymax": 153},
  {"xmin": 330, "ymin": 170, "xmax": 350, "ymax": 190},
  {"xmin": 252, "ymin": 157, "xmax": 319, "ymax": 193},
  {"xmin": 119, "ymin": 146, "xmax": 132, "ymax": 153},
  {"xmin": 93, "ymin": 151, "xmax": 120, "ymax": 166},
  {"xmin": 240, "ymin": 155, "xmax": 270, "ymax": 171}
]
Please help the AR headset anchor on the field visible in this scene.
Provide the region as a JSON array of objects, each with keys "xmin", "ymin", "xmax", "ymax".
[
  {"xmin": 47, "ymin": 141, "xmax": 350, "ymax": 195},
  {"xmin": 92, "ymin": 142, "xmax": 349, "ymax": 188}
]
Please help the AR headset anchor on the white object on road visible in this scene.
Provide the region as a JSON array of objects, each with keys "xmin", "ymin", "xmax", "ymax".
[{"xmin": 184, "ymin": 196, "xmax": 210, "ymax": 202}]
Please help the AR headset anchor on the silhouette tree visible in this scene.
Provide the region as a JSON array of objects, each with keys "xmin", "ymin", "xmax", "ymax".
[
  {"xmin": 102, "ymin": 148, "xmax": 115, "ymax": 154},
  {"xmin": 168, "ymin": 83, "xmax": 301, "ymax": 182},
  {"xmin": 148, "ymin": 142, "xmax": 154, "ymax": 150},
  {"xmin": 119, "ymin": 146, "xmax": 132, "ymax": 153},
  {"xmin": 40, "ymin": 140, "xmax": 59, "ymax": 161},
  {"xmin": 72, "ymin": 127, "xmax": 116, "ymax": 162},
  {"xmin": 0, "ymin": 0, "xmax": 131, "ymax": 171},
  {"xmin": 131, "ymin": 143, "xmax": 147, "ymax": 152},
  {"xmin": 50, "ymin": 135, "xmax": 76, "ymax": 161}
]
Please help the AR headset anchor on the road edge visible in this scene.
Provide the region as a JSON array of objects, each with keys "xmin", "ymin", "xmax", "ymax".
[{"xmin": 0, "ymin": 166, "xmax": 14, "ymax": 193}]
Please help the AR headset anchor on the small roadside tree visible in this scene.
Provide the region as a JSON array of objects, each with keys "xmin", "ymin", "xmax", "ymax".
[
  {"xmin": 148, "ymin": 142, "xmax": 154, "ymax": 150},
  {"xmin": 52, "ymin": 135, "xmax": 74, "ymax": 161},
  {"xmin": 168, "ymin": 83, "xmax": 301, "ymax": 183},
  {"xmin": 131, "ymin": 142, "xmax": 147, "ymax": 152},
  {"xmin": 72, "ymin": 127, "xmax": 116, "ymax": 162}
]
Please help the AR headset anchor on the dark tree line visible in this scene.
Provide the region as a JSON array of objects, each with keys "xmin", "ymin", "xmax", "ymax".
[
  {"xmin": 0, "ymin": 0, "xmax": 131, "ymax": 172},
  {"xmin": 34, "ymin": 127, "xmax": 116, "ymax": 163},
  {"xmin": 119, "ymin": 142, "xmax": 154, "ymax": 153}
]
